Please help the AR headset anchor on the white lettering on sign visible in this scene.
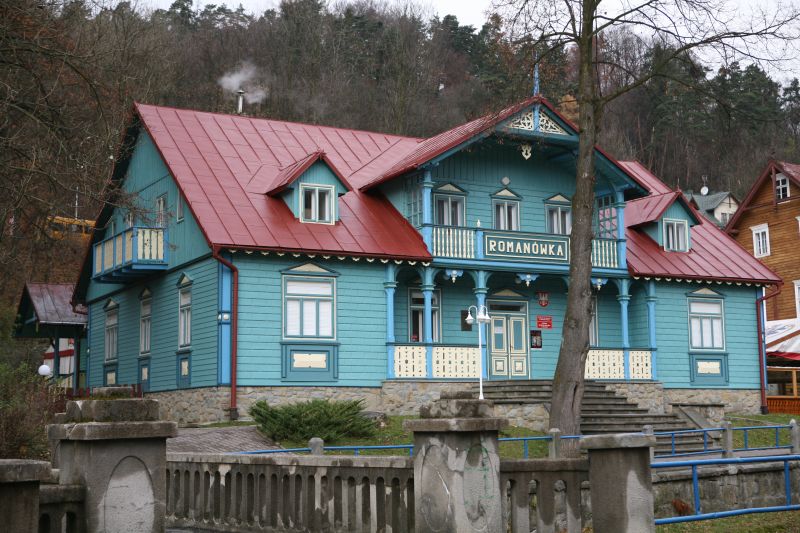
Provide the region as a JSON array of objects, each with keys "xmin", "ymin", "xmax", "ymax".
[
  {"xmin": 484, "ymin": 234, "xmax": 568, "ymax": 262},
  {"xmin": 697, "ymin": 361, "xmax": 721, "ymax": 375}
]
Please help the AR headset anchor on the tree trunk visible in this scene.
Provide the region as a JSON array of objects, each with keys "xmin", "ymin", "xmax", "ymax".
[{"xmin": 549, "ymin": 0, "xmax": 601, "ymax": 456}]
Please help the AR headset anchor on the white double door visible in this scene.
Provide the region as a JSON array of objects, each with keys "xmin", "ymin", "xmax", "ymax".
[{"xmin": 488, "ymin": 301, "xmax": 529, "ymax": 379}]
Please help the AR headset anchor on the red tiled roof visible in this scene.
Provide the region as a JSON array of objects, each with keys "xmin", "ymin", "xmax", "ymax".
[
  {"xmin": 620, "ymin": 162, "xmax": 780, "ymax": 284},
  {"xmin": 135, "ymin": 103, "xmax": 430, "ymax": 259},
  {"xmin": 24, "ymin": 283, "xmax": 86, "ymax": 326}
]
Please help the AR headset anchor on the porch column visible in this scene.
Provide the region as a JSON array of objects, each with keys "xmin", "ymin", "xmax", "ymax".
[
  {"xmin": 615, "ymin": 189, "xmax": 627, "ymax": 269},
  {"xmin": 617, "ymin": 278, "xmax": 631, "ymax": 380},
  {"xmin": 475, "ymin": 270, "xmax": 489, "ymax": 379},
  {"xmin": 422, "ymin": 266, "xmax": 435, "ymax": 378},
  {"xmin": 52, "ymin": 335, "xmax": 60, "ymax": 385},
  {"xmin": 646, "ymin": 280, "xmax": 658, "ymax": 380},
  {"xmin": 385, "ymin": 263, "xmax": 398, "ymax": 378},
  {"xmin": 421, "ymin": 168, "xmax": 434, "ymax": 251},
  {"xmin": 73, "ymin": 334, "xmax": 81, "ymax": 389}
]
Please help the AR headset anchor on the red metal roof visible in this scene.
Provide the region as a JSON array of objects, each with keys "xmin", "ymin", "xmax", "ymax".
[
  {"xmin": 135, "ymin": 103, "xmax": 429, "ymax": 259},
  {"xmin": 625, "ymin": 191, "xmax": 680, "ymax": 227},
  {"xmin": 24, "ymin": 283, "xmax": 86, "ymax": 326},
  {"xmin": 620, "ymin": 162, "xmax": 780, "ymax": 284}
]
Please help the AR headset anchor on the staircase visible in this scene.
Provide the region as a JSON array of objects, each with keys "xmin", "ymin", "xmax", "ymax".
[{"xmin": 479, "ymin": 380, "xmax": 713, "ymax": 455}]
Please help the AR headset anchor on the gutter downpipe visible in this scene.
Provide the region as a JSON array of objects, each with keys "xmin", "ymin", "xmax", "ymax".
[
  {"xmin": 213, "ymin": 246, "xmax": 239, "ymax": 420},
  {"xmin": 756, "ymin": 282, "xmax": 782, "ymax": 414}
]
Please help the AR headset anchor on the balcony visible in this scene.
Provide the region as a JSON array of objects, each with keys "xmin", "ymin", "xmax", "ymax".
[
  {"xmin": 430, "ymin": 226, "xmax": 621, "ymax": 269},
  {"xmin": 93, "ymin": 227, "xmax": 168, "ymax": 282}
]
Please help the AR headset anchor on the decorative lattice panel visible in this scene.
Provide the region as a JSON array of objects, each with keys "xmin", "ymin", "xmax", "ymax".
[
  {"xmin": 585, "ymin": 349, "xmax": 625, "ymax": 379},
  {"xmin": 629, "ymin": 350, "xmax": 653, "ymax": 380},
  {"xmin": 394, "ymin": 345, "xmax": 427, "ymax": 378},
  {"xmin": 508, "ymin": 111, "xmax": 535, "ymax": 131},
  {"xmin": 432, "ymin": 346, "xmax": 480, "ymax": 378},
  {"xmin": 538, "ymin": 114, "xmax": 568, "ymax": 135}
]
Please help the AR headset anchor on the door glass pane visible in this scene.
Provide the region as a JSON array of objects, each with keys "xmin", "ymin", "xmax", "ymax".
[
  {"xmin": 492, "ymin": 318, "xmax": 505, "ymax": 351},
  {"xmin": 451, "ymin": 198, "xmax": 464, "ymax": 226},
  {"xmin": 436, "ymin": 198, "xmax": 448, "ymax": 225},
  {"xmin": 410, "ymin": 309, "xmax": 422, "ymax": 342},
  {"xmin": 432, "ymin": 309, "xmax": 440, "ymax": 341},
  {"xmin": 511, "ymin": 319, "xmax": 524, "ymax": 351}
]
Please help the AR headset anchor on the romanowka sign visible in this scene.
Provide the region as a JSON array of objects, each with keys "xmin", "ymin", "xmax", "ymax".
[{"xmin": 483, "ymin": 232, "xmax": 570, "ymax": 264}]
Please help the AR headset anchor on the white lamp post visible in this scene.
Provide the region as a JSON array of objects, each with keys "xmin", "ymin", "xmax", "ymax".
[{"xmin": 465, "ymin": 304, "xmax": 491, "ymax": 400}]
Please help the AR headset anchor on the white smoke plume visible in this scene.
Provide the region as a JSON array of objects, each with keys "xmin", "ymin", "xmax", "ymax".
[{"xmin": 218, "ymin": 61, "xmax": 267, "ymax": 104}]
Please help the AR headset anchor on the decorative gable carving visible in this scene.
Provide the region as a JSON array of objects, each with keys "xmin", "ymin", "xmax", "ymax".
[
  {"xmin": 287, "ymin": 263, "xmax": 330, "ymax": 273},
  {"xmin": 538, "ymin": 114, "xmax": 568, "ymax": 135},
  {"xmin": 507, "ymin": 110, "xmax": 568, "ymax": 135},
  {"xmin": 690, "ymin": 287, "xmax": 721, "ymax": 296}
]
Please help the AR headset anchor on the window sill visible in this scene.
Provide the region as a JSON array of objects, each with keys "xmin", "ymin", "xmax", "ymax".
[
  {"xmin": 139, "ymin": 353, "xmax": 151, "ymax": 359},
  {"xmin": 176, "ymin": 347, "xmax": 192, "ymax": 355},
  {"xmin": 281, "ymin": 339, "xmax": 338, "ymax": 345}
]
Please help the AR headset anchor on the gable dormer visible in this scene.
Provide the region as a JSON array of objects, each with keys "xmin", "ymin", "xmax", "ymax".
[
  {"xmin": 628, "ymin": 191, "xmax": 701, "ymax": 253},
  {"xmin": 267, "ymin": 152, "xmax": 351, "ymax": 224}
]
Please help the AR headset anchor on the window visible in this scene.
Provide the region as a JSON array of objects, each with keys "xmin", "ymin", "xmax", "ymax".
[
  {"xmin": 105, "ymin": 369, "xmax": 117, "ymax": 386},
  {"xmin": 751, "ymin": 224, "xmax": 770, "ymax": 258},
  {"xmin": 176, "ymin": 195, "xmax": 184, "ymax": 222},
  {"xmin": 594, "ymin": 195, "xmax": 618, "ymax": 239},
  {"xmin": 434, "ymin": 195, "xmax": 465, "ymax": 226},
  {"xmin": 284, "ymin": 277, "xmax": 335, "ymax": 339},
  {"xmin": 125, "ymin": 212, "xmax": 134, "ymax": 228},
  {"xmin": 776, "ymin": 174, "xmax": 790, "ymax": 200},
  {"xmin": 156, "ymin": 195, "xmax": 167, "ymax": 227},
  {"xmin": 546, "ymin": 205, "xmax": 571, "ymax": 235},
  {"xmin": 300, "ymin": 184, "xmax": 334, "ymax": 223},
  {"xmin": 139, "ymin": 361, "xmax": 150, "ymax": 392},
  {"xmin": 493, "ymin": 200, "xmax": 520, "ymax": 231},
  {"xmin": 719, "ymin": 212, "xmax": 731, "ymax": 226},
  {"xmin": 663, "ymin": 219, "xmax": 689, "ymax": 252},
  {"xmin": 406, "ymin": 181, "xmax": 422, "ymax": 227},
  {"xmin": 688, "ymin": 298, "xmax": 725, "ymax": 351},
  {"xmin": 589, "ymin": 297, "xmax": 599, "ymax": 347},
  {"xmin": 179, "ymin": 286, "xmax": 191, "ymax": 348},
  {"xmin": 794, "ymin": 281, "xmax": 800, "ymax": 319},
  {"xmin": 409, "ymin": 289, "xmax": 440, "ymax": 342},
  {"xmin": 108, "ymin": 219, "xmax": 116, "ymax": 237},
  {"xmin": 140, "ymin": 295, "xmax": 151, "ymax": 355},
  {"xmin": 104, "ymin": 306, "xmax": 118, "ymax": 361},
  {"xmin": 178, "ymin": 356, "xmax": 190, "ymax": 388}
]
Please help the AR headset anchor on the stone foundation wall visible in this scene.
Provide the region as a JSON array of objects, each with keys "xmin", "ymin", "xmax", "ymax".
[
  {"xmin": 602, "ymin": 382, "xmax": 666, "ymax": 413},
  {"xmin": 493, "ymin": 403, "xmax": 551, "ymax": 431},
  {"xmin": 664, "ymin": 389, "xmax": 761, "ymax": 415}
]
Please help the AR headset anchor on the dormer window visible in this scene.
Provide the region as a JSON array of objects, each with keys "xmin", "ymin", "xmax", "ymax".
[
  {"xmin": 300, "ymin": 184, "xmax": 334, "ymax": 224},
  {"xmin": 663, "ymin": 219, "xmax": 688, "ymax": 252},
  {"xmin": 776, "ymin": 174, "xmax": 790, "ymax": 200}
]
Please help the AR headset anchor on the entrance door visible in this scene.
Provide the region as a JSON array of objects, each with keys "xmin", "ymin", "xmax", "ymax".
[{"xmin": 488, "ymin": 301, "xmax": 529, "ymax": 379}]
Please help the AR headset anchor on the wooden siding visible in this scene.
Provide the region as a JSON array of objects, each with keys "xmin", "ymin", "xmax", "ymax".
[
  {"xmin": 732, "ymin": 175, "xmax": 800, "ymax": 321},
  {"xmin": 653, "ymin": 283, "xmax": 760, "ymax": 389},
  {"xmin": 628, "ymin": 283, "xmax": 650, "ymax": 348},
  {"xmin": 87, "ymin": 258, "xmax": 219, "ymax": 390}
]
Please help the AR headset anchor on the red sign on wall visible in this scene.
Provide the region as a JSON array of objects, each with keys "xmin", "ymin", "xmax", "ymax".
[{"xmin": 536, "ymin": 315, "xmax": 553, "ymax": 329}]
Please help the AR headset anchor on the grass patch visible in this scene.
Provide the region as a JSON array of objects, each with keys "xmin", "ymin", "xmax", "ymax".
[
  {"xmin": 278, "ymin": 415, "xmax": 549, "ymax": 458},
  {"xmin": 727, "ymin": 413, "xmax": 796, "ymax": 450},
  {"xmin": 656, "ymin": 511, "xmax": 800, "ymax": 532},
  {"xmin": 200, "ymin": 420, "xmax": 257, "ymax": 428}
]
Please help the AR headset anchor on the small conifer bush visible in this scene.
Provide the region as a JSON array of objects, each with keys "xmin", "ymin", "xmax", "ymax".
[{"xmin": 250, "ymin": 398, "xmax": 377, "ymax": 443}]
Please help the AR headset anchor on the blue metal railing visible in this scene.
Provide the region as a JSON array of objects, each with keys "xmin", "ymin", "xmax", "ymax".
[
  {"xmin": 653, "ymin": 427, "xmax": 724, "ymax": 458},
  {"xmin": 732, "ymin": 425, "xmax": 792, "ymax": 452},
  {"xmin": 652, "ymin": 454, "xmax": 800, "ymax": 524}
]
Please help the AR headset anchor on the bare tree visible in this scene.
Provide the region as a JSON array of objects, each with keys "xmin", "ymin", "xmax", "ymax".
[{"xmin": 492, "ymin": 0, "xmax": 800, "ymax": 454}]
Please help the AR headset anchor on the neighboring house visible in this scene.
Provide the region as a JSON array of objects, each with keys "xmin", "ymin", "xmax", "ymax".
[
  {"xmin": 684, "ymin": 190, "xmax": 739, "ymax": 227},
  {"xmin": 72, "ymin": 96, "xmax": 779, "ymax": 424},
  {"xmin": 726, "ymin": 160, "xmax": 800, "ymax": 322},
  {"xmin": 15, "ymin": 282, "xmax": 88, "ymax": 388}
]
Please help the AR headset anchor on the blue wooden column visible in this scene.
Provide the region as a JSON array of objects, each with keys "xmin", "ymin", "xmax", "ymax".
[
  {"xmin": 615, "ymin": 189, "xmax": 627, "ymax": 269},
  {"xmin": 421, "ymin": 169, "xmax": 434, "ymax": 251},
  {"xmin": 474, "ymin": 269, "xmax": 489, "ymax": 379},
  {"xmin": 616, "ymin": 278, "xmax": 631, "ymax": 380},
  {"xmin": 646, "ymin": 280, "xmax": 658, "ymax": 380},
  {"xmin": 385, "ymin": 263, "xmax": 398, "ymax": 378},
  {"xmin": 422, "ymin": 266, "xmax": 435, "ymax": 378}
]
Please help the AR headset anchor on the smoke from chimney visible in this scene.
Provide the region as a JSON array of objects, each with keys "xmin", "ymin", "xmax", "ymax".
[{"xmin": 218, "ymin": 61, "xmax": 267, "ymax": 111}]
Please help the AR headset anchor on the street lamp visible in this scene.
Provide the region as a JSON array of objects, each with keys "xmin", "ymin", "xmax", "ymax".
[
  {"xmin": 465, "ymin": 304, "xmax": 491, "ymax": 400},
  {"xmin": 37, "ymin": 363, "xmax": 52, "ymax": 377}
]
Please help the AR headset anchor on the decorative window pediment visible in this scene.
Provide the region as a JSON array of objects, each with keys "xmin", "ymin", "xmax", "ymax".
[
  {"xmin": 688, "ymin": 287, "xmax": 723, "ymax": 298},
  {"xmin": 434, "ymin": 182, "xmax": 467, "ymax": 194},
  {"xmin": 491, "ymin": 288, "xmax": 526, "ymax": 298},
  {"xmin": 139, "ymin": 288, "xmax": 152, "ymax": 300},
  {"xmin": 177, "ymin": 273, "xmax": 193, "ymax": 287},
  {"xmin": 282, "ymin": 262, "xmax": 340, "ymax": 276},
  {"xmin": 545, "ymin": 193, "xmax": 571, "ymax": 204},
  {"xmin": 104, "ymin": 299, "xmax": 118, "ymax": 311},
  {"xmin": 491, "ymin": 187, "xmax": 522, "ymax": 199}
]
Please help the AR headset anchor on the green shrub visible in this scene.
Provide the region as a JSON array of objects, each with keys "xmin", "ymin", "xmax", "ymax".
[
  {"xmin": 250, "ymin": 398, "xmax": 377, "ymax": 443},
  {"xmin": 0, "ymin": 362, "xmax": 62, "ymax": 459}
]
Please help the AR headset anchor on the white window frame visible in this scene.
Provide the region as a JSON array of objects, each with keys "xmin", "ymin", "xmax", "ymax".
[
  {"xmin": 140, "ymin": 294, "xmax": 152, "ymax": 355},
  {"xmin": 794, "ymin": 281, "xmax": 800, "ymax": 319},
  {"xmin": 299, "ymin": 184, "xmax": 335, "ymax": 224},
  {"xmin": 179, "ymin": 285, "xmax": 192, "ymax": 348},
  {"xmin": 156, "ymin": 194, "xmax": 167, "ymax": 227},
  {"xmin": 545, "ymin": 204, "xmax": 572, "ymax": 235},
  {"xmin": 108, "ymin": 219, "xmax": 117, "ymax": 237},
  {"xmin": 750, "ymin": 223, "xmax": 771, "ymax": 258},
  {"xmin": 283, "ymin": 276, "xmax": 336, "ymax": 339},
  {"xmin": 434, "ymin": 194, "xmax": 466, "ymax": 226},
  {"xmin": 492, "ymin": 199, "xmax": 520, "ymax": 231},
  {"xmin": 688, "ymin": 298, "xmax": 726, "ymax": 352},
  {"xmin": 406, "ymin": 181, "xmax": 422, "ymax": 227},
  {"xmin": 125, "ymin": 212, "xmax": 134, "ymax": 228},
  {"xmin": 663, "ymin": 218, "xmax": 689, "ymax": 252},
  {"xmin": 176, "ymin": 194, "xmax": 184, "ymax": 223},
  {"xmin": 408, "ymin": 288, "xmax": 441, "ymax": 343},
  {"xmin": 105, "ymin": 306, "xmax": 118, "ymax": 361},
  {"xmin": 776, "ymin": 174, "xmax": 790, "ymax": 200}
]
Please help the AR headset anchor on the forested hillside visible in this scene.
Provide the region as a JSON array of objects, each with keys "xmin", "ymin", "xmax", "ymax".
[{"xmin": 3, "ymin": 0, "xmax": 800, "ymax": 330}]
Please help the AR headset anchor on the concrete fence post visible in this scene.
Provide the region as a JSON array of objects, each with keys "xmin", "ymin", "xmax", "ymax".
[
  {"xmin": 0, "ymin": 459, "xmax": 51, "ymax": 532},
  {"xmin": 722, "ymin": 420, "xmax": 734, "ymax": 458},
  {"xmin": 581, "ymin": 433, "xmax": 656, "ymax": 533},
  {"xmin": 643, "ymin": 424, "xmax": 655, "ymax": 461},
  {"xmin": 548, "ymin": 428, "xmax": 562, "ymax": 458},
  {"xmin": 790, "ymin": 420, "xmax": 800, "ymax": 454},
  {"xmin": 308, "ymin": 437, "xmax": 325, "ymax": 455},
  {"xmin": 405, "ymin": 391, "xmax": 507, "ymax": 533}
]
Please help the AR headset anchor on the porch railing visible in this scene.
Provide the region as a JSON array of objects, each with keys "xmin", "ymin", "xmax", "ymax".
[
  {"xmin": 767, "ymin": 366, "xmax": 800, "ymax": 413},
  {"xmin": 584, "ymin": 348, "xmax": 652, "ymax": 380},
  {"xmin": 430, "ymin": 225, "xmax": 621, "ymax": 268},
  {"xmin": 92, "ymin": 226, "xmax": 168, "ymax": 279}
]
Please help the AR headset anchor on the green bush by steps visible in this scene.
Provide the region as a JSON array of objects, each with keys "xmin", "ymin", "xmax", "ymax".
[{"xmin": 250, "ymin": 398, "xmax": 377, "ymax": 443}]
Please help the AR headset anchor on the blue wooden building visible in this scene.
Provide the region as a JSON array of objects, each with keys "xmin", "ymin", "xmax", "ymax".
[{"xmin": 73, "ymin": 97, "xmax": 780, "ymax": 423}]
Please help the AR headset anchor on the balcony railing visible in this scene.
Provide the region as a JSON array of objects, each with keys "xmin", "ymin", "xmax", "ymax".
[
  {"xmin": 430, "ymin": 226, "xmax": 621, "ymax": 269},
  {"xmin": 92, "ymin": 226, "xmax": 168, "ymax": 282}
]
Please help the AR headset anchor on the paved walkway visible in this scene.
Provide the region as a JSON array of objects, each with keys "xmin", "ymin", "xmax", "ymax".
[{"xmin": 167, "ymin": 425, "xmax": 277, "ymax": 454}]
